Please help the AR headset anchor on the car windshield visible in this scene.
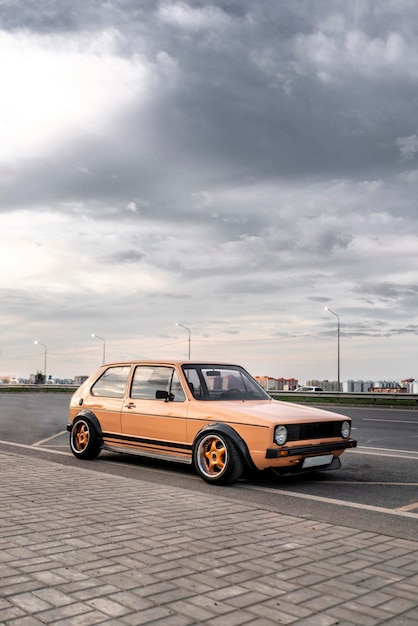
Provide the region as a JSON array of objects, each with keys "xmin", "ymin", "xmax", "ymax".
[{"xmin": 182, "ymin": 364, "xmax": 270, "ymax": 401}]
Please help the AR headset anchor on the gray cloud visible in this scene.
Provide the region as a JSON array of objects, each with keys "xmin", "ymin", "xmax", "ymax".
[
  {"xmin": 354, "ymin": 282, "xmax": 418, "ymax": 301},
  {"xmin": 102, "ymin": 249, "xmax": 145, "ymax": 265},
  {"xmin": 3, "ymin": 1, "xmax": 418, "ymax": 206}
]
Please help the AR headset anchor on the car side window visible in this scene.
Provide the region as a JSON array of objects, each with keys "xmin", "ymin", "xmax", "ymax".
[
  {"xmin": 131, "ymin": 366, "xmax": 186, "ymax": 402},
  {"xmin": 91, "ymin": 366, "xmax": 131, "ymax": 398}
]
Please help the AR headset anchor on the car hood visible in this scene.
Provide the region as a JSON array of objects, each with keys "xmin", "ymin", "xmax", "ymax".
[{"xmin": 190, "ymin": 399, "xmax": 346, "ymax": 425}]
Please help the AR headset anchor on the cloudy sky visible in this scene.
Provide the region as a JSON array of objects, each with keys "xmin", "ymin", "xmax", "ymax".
[{"xmin": 1, "ymin": 0, "xmax": 418, "ymax": 383}]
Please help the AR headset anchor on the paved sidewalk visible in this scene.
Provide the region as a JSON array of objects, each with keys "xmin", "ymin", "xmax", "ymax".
[{"xmin": 0, "ymin": 452, "xmax": 417, "ymax": 626}]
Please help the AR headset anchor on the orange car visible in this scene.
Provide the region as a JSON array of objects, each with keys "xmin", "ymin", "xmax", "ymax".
[{"xmin": 67, "ymin": 360, "xmax": 357, "ymax": 485}]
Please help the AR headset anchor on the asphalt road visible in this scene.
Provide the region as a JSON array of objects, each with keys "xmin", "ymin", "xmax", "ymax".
[{"xmin": 0, "ymin": 393, "xmax": 417, "ymax": 541}]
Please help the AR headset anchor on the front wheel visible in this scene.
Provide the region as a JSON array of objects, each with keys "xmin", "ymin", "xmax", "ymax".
[
  {"xmin": 70, "ymin": 418, "xmax": 101, "ymax": 460},
  {"xmin": 193, "ymin": 432, "xmax": 244, "ymax": 485}
]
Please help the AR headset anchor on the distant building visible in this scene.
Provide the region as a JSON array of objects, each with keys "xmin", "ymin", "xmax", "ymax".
[
  {"xmin": 255, "ymin": 376, "xmax": 418, "ymax": 394},
  {"xmin": 369, "ymin": 381, "xmax": 404, "ymax": 393},
  {"xmin": 373, "ymin": 380, "xmax": 400, "ymax": 390},
  {"xmin": 343, "ymin": 379, "xmax": 408, "ymax": 393},
  {"xmin": 255, "ymin": 376, "xmax": 298, "ymax": 391},
  {"xmin": 74, "ymin": 375, "xmax": 88, "ymax": 386},
  {"xmin": 343, "ymin": 380, "xmax": 375, "ymax": 393},
  {"xmin": 0, "ymin": 375, "xmax": 20, "ymax": 384},
  {"xmin": 46, "ymin": 377, "xmax": 75, "ymax": 385},
  {"xmin": 307, "ymin": 379, "xmax": 341, "ymax": 392},
  {"xmin": 401, "ymin": 379, "xmax": 418, "ymax": 393}
]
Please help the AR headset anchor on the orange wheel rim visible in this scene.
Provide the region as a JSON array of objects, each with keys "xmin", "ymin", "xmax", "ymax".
[
  {"xmin": 75, "ymin": 423, "xmax": 89, "ymax": 451},
  {"xmin": 197, "ymin": 435, "xmax": 227, "ymax": 477}
]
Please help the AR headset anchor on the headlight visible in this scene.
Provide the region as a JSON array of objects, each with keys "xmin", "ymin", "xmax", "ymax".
[
  {"xmin": 274, "ymin": 425, "xmax": 288, "ymax": 445},
  {"xmin": 341, "ymin": 420, "xmax": 351, "ymax": 439}
]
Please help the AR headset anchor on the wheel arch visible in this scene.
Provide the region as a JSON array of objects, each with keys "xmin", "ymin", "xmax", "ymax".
[
  {"xmin": 193, "ymin": 422, "xmax": 256, "ymax": 471},
  {"xmin": 69, "ymin": 410, "xmax": 103, "ymax": 443}
]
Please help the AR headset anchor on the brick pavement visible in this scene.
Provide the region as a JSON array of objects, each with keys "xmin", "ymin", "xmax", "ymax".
[{"xmin": 0, "ymin": 451, "xmax": 417, "ymax": 626}]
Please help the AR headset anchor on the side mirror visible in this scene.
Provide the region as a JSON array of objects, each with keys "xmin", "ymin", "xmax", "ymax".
[{"xmin": 155, "ymin": 390, "xmax": 175, "ymax": 401}]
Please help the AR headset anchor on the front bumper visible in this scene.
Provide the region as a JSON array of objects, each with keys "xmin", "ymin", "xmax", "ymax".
[{"xmin": 265, "ymin": 438, "xmax": 357, "ymax": 459}]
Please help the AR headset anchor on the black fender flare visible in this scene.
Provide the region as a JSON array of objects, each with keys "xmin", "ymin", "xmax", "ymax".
[
  {"xmin": 67, "ymin": 410, "xmax": 104, "ymax": 445},
  {"xmin": 193, "ymin": 422, "xmax": 256, "ymax": 471}
]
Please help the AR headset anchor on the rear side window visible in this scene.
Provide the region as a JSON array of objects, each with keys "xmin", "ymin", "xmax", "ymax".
[{"xmin": 91, "ymin": 366, "xmax": 131, "ymax": 398}]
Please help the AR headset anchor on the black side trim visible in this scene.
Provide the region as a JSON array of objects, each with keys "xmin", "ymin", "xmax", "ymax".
[
  {"xmin": 103, "ymin": 431, "xmax": 192, "ymax": 453},
  {"xmin": 265, "ymin": 439, "xmax": 357, "ymax": 458}
]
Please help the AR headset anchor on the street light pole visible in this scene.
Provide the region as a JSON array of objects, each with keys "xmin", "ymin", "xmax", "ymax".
[
  {"xmin": 34, "ymin": 340, "xmax": 47, "ymax": 382},
  {"xmin": 176, "ymin": 322, "xmax": 191, "ymax": 360},
  {"xmin": 91, "ymin": 334, "xmax": 106, "ymax": 364},
  {"xmin": 325, "ymin": 307, "xmax": 340, "ymax": 391}
]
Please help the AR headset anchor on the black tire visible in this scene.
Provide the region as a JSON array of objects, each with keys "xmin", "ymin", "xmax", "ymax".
[
  {"xmin": 193, "ymin": 432, "xmax": 244, "ymax": 485},
  {"xmin": 70, "ymin": 418, "xmax": 101, "ymax": 460}
]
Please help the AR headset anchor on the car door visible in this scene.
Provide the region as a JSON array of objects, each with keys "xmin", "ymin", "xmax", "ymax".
[
  {"xmin": 120, "ymin": 365, "xmax": 191, "ymax": 462},
  {"xmin": 88, "ymin": 364, "xmax": 132, "ymax": 437}
]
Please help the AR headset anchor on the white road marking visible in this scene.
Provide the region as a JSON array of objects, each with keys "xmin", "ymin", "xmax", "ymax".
[
  {"xmin": 32, "ymin": 431, "xmax": 67, "ymax": 446},
  {"xmin": 321, "ymin": 481, "xmax": 418, "ymax": 486},
  {"xmin": 242, "ymin": 484, "xmax": 418, "ymax": 520},
  {"xmin": 362, "ymin": 418, "xmax": 418, "ymax": 424},
  {"xmin": 356, "ymin": 445, "xmax": 418, "ymax": 453},
  {"xmin": 397, "ymin": 501, "xmax": 418, "ymax": 512},
  {"xmin": 0, "ymin": 439, "xmax": 70, "ymax": 456},
  {"xmin": 349, "ymin": 446, "xmax": 418, "ymax": 460}
]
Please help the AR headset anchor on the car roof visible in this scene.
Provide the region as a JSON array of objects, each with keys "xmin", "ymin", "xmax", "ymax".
[{"xmin": 100, "ymin": 360, "xmax": 243, "ymax": 367}]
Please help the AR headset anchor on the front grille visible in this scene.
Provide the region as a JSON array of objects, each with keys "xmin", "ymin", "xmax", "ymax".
[{"xmin": 287, "ymin": 421, "xmax": 345, "ymax": 441}]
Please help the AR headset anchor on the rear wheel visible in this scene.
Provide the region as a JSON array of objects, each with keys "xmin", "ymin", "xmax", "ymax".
[
  {"xmin": 193, "ymin": 432, "xmax": 244, "ymax": 485},
  {"xmin": 70, "ymin": 418, "xmax": 101, "ymax": 460}
]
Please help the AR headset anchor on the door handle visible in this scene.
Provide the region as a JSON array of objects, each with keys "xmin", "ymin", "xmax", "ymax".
[{"xmin": 124, "ymin": 402, "xmax": 136, "ymax": 409}]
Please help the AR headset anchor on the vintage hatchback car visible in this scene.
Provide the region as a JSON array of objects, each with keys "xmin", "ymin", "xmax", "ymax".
[{"xmin": 67, "ymin": 360, "xmax": 357, "ymax": 485}]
